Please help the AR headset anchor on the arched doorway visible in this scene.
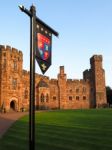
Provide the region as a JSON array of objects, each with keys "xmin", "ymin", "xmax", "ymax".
[{"xmin": 10, "ymin": 100, "xmax": 16, "ymax": 111}]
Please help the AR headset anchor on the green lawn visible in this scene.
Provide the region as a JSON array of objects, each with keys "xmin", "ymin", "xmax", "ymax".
[{"xmin": 0, "ymin": 109, "xmax": 112, "ymax": 150}]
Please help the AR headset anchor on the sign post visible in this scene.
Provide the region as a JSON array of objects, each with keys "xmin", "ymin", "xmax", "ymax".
[
  {"xmin": 19, "ymin": 5, "xmax": 36, "ymax": 150},
  {"xmin": 19, "ymin": 4, "xmax": 59, "ymax": 150},
  {"xmin": 29, "ymin": 5, "xmax": 36, "ymax": 150}
]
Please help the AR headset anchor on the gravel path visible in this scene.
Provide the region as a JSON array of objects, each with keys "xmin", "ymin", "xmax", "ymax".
[{"xmin": 0, "ymin": 112, "xmax": 28, "ymax": 138}]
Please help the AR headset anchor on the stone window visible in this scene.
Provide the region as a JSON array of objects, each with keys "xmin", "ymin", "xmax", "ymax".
[
  {"xmin": 24, "ymin": 89, "xmax": 28, "ymax": 99},
  {"xmin": 13, "ymin": 61, "xmax": 17, "ymax": 71},
  {"xmin": 3, "ymin": 59, "xmax": 6, "ymax": 69},
  {"xmin": 69, "ymin": 96, "xmax": 72, "ymax": 100},
  {"xmin": 76, "ymin": 96, "xmax": 79, "ymax": 100},
  {"xmin": 3, "ymin": 53, "xmax": 6, "ymax": 57},
  {"xmin": 69, "ymin": 89, "xmax": 72, "ymax": 93},
  {"xmin": 46, "ymin": 94, "xmax": 49, "ymax": 102},
  {"xmin": 12, "ymin": 78, "xmax": 17, "ymax": 90},
  {"xmin": 53, "ymin": 96, "xmax": 56, "ymax": 101},
  {"xmin": 76, "ymin": 88, "xmax": 79, "ymax": 93},
  {"xmin": 40, "ymin": 93, "xmax": 44, "ymax": 102},
  {"xmin": 83, "ymin": 96, "xmax": 86, "ymax": 100},
  {"xmin": 83, "ymin": 87, "xmax": 86, "ymax": 93}
]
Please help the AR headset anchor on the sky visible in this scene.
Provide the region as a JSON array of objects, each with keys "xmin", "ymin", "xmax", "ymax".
[{"xmin": 0, "ymin": 0, "xmax": 112, "ymax": 87}]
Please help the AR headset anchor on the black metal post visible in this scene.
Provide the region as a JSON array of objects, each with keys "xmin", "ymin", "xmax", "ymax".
[
  {"xmin": 29, "ymin": 5, "xmax": 36, "ymax": 150},
  {"xmin": 19, "ymin": 5, "xmax": 36, "ymax": 150}
]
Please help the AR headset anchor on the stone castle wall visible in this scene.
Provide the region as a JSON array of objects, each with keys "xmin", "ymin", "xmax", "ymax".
[{"xmin": 0, "ymin": 45, "xmax": 107, "ymax": 111}]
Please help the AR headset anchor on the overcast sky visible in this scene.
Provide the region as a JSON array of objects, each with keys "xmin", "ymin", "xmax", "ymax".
[{"xmin": 0, "ymin": 0, "xmax": 112, "ymax": 87}]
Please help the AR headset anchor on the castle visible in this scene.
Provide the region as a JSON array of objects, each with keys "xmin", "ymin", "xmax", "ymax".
[{"xmin": 0, "ymin": 45, "xmax": 107, "ymax": 112}]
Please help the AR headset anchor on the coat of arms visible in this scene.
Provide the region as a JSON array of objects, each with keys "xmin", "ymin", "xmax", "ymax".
[{"xmin": 37, "ymin": 33, "xmax": 51, "ymax": 61}]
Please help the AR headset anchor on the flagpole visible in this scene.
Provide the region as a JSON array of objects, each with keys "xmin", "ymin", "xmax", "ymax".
[
  {"xmin": 29, "ymin": 5, "xmax": 36, "ymax": 150},
  {"xmin": 19, "ymin": 5, "xmax": 36, "ymax": 150}
]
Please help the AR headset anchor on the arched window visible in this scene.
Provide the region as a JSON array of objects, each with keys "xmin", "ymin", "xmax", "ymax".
[
  {"xmin": 40, "ymin": 93, "xmax": 44, "ymax": 102},
  {"xmin": 46, "ymin": 94, "xmax": 49, "ymax": 102}
]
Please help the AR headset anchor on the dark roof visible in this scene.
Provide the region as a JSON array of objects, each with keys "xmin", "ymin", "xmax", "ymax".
[{"xmin": 37, "ymin": 80, "xmax": 49, "ymax": 88}]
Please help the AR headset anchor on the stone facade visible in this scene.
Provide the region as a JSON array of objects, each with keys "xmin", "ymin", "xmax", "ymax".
[{"xmin": 0, "ymin": 45, "xmax": 107, "ymax": 112}]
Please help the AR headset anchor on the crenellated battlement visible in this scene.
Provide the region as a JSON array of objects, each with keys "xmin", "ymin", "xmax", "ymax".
[
  {"xmin": 50, "ymin": 79, "xmax": 58, "ymax": 85},
  {"xmin": 67, "ymin": 79, "xmax": 73, "ymax": 82},
  {"xmin": 0, "ymin": 45, "xmax": 5, "ymax": 50},
  {"xmin": 0, "ymin": 45, "xmax": 23, "ymax": 57},
  {"xmin": 6, "ymin": 45, "xmax": 11, "ymax": 51},
  {"xmin": 90, "ymin": 55, "xmax": 102, "ymax": 64},
  {"xmin": 83, "ymin": 69, "xmax": 89, "ymax": 73},
  {"xmin": 67, "ymin": 79, "xmax": 89, "ymax": 84}
]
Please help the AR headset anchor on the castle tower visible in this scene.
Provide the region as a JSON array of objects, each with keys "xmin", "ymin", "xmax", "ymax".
[
  {"xmin": 58, "ymin": 66, "xmax": 67, "ymax": 109},
  {"xmin": 90, "ymin": 55, "xmax": 107, "ymax": 108},
  {"xmin": 0, "ymin": 45, "xmax": 23, "ymax": 111}
]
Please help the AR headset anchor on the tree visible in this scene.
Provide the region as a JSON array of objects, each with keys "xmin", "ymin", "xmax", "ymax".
[{"xmin": 106, "ymin": 86, "xmax": 112, "ymax": 106}]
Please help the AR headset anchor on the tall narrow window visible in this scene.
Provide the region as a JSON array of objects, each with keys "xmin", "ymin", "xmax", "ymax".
[
  {"xmin": 76, "ymin": 96, "xmax": 79, "ymax": 100},
  {"xmin": 46, "ymin": 94, "xmax": 49, "ymax": 102},
  {"xmin": 12, "ymin": 78, "xmax": 17, "ymax": 90},
  {"xmin": 24, "ymin": 89, "xmax": 28, "ymax": 99},
  {"xmin": 3, "ymin": 59, "xmax": 6, "ymax": 69},
  {"xmin": 69, "ymin": 96, "xmax": 72, "ymax": 101},
  {"xmin": 83, "ymin": 87, "xmax": 86, "ymax": 93},
  {"xmin": 13, "ymin": 61, "xmax": 17, "ymax": 71},
  {"xmin": 40, "ymin": 93, "xmax": 44, "ymax": 102}
]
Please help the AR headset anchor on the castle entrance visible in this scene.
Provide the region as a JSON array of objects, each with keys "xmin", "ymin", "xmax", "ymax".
[{"xmin": 10, "ymin": 100, "xmax": 16, "ymax": 111}]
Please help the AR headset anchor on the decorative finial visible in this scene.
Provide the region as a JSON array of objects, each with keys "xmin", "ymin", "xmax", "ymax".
[{"xmin": 18, "ymin": 5, "xmax": 25, "ymax": 11}]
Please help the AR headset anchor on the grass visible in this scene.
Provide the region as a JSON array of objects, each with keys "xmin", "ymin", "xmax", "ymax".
[{"xmin": 0, "ymin": 109, "xmax": 112, "ymax": 150}]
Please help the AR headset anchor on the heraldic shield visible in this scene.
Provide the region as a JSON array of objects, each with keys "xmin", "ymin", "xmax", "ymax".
[
  {"xmin": 36, "ymin": 32, "xmax": 52, "ymax": 74},
  {"xmin": 38, "ymin": 33, "xmax": 51, "ymax": 61}
]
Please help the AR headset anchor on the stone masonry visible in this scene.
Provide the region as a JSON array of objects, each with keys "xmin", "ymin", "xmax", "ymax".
[{"xmin": 0, "ymin": 45, "xmax": 107, "ymax": 111}]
